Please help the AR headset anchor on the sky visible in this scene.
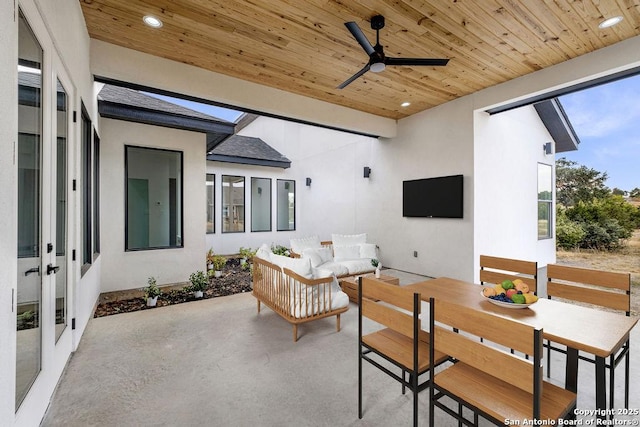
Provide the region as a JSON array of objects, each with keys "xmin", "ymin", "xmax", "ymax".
[
  {"xmin": 144, "ymin": 92, "xmax": 244, "ymax": 123},
  {"xmin": 559, "ymin": 75, "xmax": 640, "ymax": 193}
]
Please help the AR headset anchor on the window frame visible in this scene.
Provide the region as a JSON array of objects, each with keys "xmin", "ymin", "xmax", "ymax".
[
  {"xmin": 206, "ymin": 173, "xmax": 215, "ymax": 234},
  {"xmin": 221, "ymin": 175, "xmax": 246, "ymax": 234},
  {"xmin": 276, "ymin": 179, "xmax": 296, "ymax": 232},
  {"xmin": 251, "ymin": 177, "xmax": 272, "ymax": 232},
  {"xmin": 537, "ymin": 162, "xmax": 553, "ymax": 240},
  {"xmin": 124, "ymin": 145, "xmax": 184, "ymax": 251},
  {"xmin": 80, "ymin": 102, "xmax": 92, "ymax": 271},
  {"xmin": 92, "ymin": 130, "xmax": 100, "ymax": 257}
]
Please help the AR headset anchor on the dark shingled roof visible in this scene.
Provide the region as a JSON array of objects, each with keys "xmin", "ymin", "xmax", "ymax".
[
  {"xmin": 534, "ymin": 98, "xmax": 580, "ymax": 153},
  {"xmin": 208, "ymin": 135, "xmax": 291, "ymax": 169},
  {"xmin": 98, "ymin": 85, "xmax": 231, "ymax": 123}
]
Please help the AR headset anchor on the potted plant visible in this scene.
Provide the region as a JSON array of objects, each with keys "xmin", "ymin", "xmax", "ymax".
[
  {"xmin": 144, "ymin": 276, "xmax": 161, "ymax": 307},
  {"xmin": 239, "ymin": 246, "xmax": 255, "ymax": 270},
  {"xmin": 212, "ymin": 255, "xmax": 227, "ymax": 278},
  {"xmin": 206, "ymin": 248, "xmax": 215, "ymax": 271},
  {"xmin": 371, "ymin": 259, "xmax": 382, "ymax": 278},
  {"xmin": 188, "ymin": 271, "xmax": 208, "ymax": 298}
]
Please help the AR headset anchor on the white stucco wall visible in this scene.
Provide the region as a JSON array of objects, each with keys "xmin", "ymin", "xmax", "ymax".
[
  {"xmin": 473, "ymin": 106, "xmax": 557, "ymax": 284},
  {"xmin": 100, "ymin": 119, "xmax": 206, "ymax": 291}
]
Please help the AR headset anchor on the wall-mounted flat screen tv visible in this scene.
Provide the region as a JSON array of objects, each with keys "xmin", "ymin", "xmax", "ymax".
[{"xmin": 403, "ymin": 174, "xmax": 463, "ymax": 218}]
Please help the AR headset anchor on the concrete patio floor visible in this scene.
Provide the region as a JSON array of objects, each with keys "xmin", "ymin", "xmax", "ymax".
[{"xmin": 41, "ymin": 270, "xmax": 640, "ymax": 426}]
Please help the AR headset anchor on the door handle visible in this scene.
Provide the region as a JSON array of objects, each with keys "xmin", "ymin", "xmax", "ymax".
[
  {"xmin": 24, "ymin": 266, "xmax": 40, "ymax": 276},
  {"xmin": 47, "ymin": 264, "xmax": 60, "ymax": 275}
]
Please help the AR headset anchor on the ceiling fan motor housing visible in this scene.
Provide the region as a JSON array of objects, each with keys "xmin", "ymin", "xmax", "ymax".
[{"xmin": 371, "ymin": 15, "xmax": 385, "ymax": 30}]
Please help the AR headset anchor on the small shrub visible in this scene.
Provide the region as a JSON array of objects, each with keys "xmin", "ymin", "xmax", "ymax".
[
  {"xmin": 187, "ymin": 271, "xmax": 208, "ymax": 292},
  {"xmin": 143, "ymin": 277, "xmax": 161, "ymax": 299},
  {"xmin": 556, "ymin": 214, "xmax": 585, "ymax": 250},
  {"xmin": 271, "ymin": 244, "xmax": 290, "ymax": 256},
  {"xmin": 212, "ymin": 255, "xmax": 227, "ymax": 271}
]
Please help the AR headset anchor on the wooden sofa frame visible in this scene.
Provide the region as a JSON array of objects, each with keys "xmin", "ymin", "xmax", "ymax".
[{"xmin": 252, "ymin": 256, "xmax": 348, "ymax": 342}]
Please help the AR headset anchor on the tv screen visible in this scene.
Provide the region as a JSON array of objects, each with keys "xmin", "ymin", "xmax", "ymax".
[{"xmin": 403, "ymin": 175, "xmax": 463, "ymax": 218}]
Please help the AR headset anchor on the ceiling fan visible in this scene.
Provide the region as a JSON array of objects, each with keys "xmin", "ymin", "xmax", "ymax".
[{"xmin": 338, "ymin": 15, "xmax": 449, "ymax": 89}]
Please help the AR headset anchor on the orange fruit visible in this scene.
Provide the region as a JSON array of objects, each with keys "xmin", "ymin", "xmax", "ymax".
[{"xmin": 482, "ymin": 287, "xmax": 496, "ymax": 297}]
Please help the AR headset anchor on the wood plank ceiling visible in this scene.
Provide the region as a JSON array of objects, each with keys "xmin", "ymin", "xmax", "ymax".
[{"xmin": 80, "ymin": 0, "xmax": 640, "ymax": 120}]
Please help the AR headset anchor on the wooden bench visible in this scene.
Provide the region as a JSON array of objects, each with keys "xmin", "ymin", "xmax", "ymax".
[{"xmin": 252, "ymin": 256, "xmax": 348, "ymax": 342}]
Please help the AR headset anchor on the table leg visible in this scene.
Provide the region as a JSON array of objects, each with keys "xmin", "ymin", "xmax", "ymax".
[
  {"xmin": 565, "ymin": 347, "xmax": 578, "ymax": 393},
  {"xmin": 595, "ymin": 356, "xmax": 606, "ymax": 420}
]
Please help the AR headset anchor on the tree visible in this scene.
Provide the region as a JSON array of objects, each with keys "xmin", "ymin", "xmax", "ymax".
[
  {"xmin": 612, "ymin": 187, "xmax": 627, "ymax": 196},
  {"xmin": 630, "ymin": 187, "xmax": 640, "ymax": 198},
  {"xmin": 556, "ymin": 158, "xmax": 610, "ymax": 207}
]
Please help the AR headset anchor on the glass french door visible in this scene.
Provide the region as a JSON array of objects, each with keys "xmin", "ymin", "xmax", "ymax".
[{"xmin": 16, "ymin": 8, "xmax": 73, "ymax": 413}]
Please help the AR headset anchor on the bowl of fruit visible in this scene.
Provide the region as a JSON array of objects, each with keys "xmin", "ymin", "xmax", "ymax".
[{"xmin": 481, "ymin": 279, "xmax": 538, "ymax": 309}]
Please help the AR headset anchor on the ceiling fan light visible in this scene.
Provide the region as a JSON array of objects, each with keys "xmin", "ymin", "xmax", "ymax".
[
  {"xmin": 370, "ymin": 62, "xmax": 385, "ymax": 73},
  {"xmin": 143, "ymin": 15, "xmax": 163, "ymax": 28},
  {"xmin": 401, "ymin": 102, "xmax": 411, "ymax": 107},
  {"xmin": 599, "ymin": 16, "xmax": 623, "ymax": 29}
]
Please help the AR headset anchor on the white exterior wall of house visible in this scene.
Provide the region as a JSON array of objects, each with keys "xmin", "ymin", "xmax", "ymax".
[
  {"xmin": 99, "ymin": 119, "xmax": 206, "ymax": 292},
  {"xmin": 206, "ymin": 122, "xmax": 378, "ymax": 255},
  {"xmin": 473, "ymin": 106, "xmax": 557, "ymax": 283}
]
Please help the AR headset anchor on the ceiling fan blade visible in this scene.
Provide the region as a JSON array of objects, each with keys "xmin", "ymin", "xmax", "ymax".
[
  {"xmin": 385, "ymin": 57, "xmax": 449, "ymax": 66},
  {"xmin": 344, "ymin": 22, "xmax": 375, "ymax": 56},
  {"xmin": 337, "ymin": 64, "xmax": 370, "ymax": 89}
]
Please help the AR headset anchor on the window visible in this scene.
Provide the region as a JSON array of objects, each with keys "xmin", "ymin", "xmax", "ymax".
[
  {"xmin": 538, "ymin": 163, "xmax": 553, "ymax": 239},
  {"xmin": 222, "ymin": 175, "xmax": 245, "ymax": 233},
  {"xmin": 125, "ymin": 146, "xmax": 183, "ymax": 250},
  {"xmin": 206, "ymin": 174, "xmax": 215, "ymax": 233},
  {"xmin": 81, "ymin": 104, "xmax": 92, "ymax": 266},
  {"xmin": 93, "ymin": 131, "xmax": 100, "ymax": 255},
  {"xmin": 251, "ymin": 177, "xmax": 271, "ymax": 232},
  {"xmin": 277, "ymin": 179, "xmax": 295, "ymax": 231}
]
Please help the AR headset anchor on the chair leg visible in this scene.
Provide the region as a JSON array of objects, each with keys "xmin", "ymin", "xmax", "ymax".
[
  {"xmin": 402, "ymin": 371, "xmax": 406, "ymax": 395},
  {"xmin": 336, "ymin": 314, "xmax": 341, "ymax": 332},
  {"xmin": 625, "ymin": 345, "xmax": 630, "ymax": 408},
  {"xmin": 358, "ymin": 346, "xmax": 363, "ymax": 419},
  {"xmin": 546, "ymin": 340, "xmax": 551, "ymax": 377},
  {"xmin": 413, "ymin": 372, "xmax": 418, "ymax": 427},
  {"xmin": 293, "ymin": 324, "xmax": 298, "ymax": 342},
  {"xmin": 257, "ymin": 299, "xmax": 261, "ymax": 313},
  {"xmin": 610, "ymin": 354, "xmax": 615, "ymax": 411}
]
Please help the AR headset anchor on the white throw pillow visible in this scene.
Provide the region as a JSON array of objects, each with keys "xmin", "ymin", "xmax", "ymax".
[
  {"xmin": 333, "ymin": 245, "xmax": 361, "ymax": 261},
  {"xmin": 359, "ymin": 243, "xmax": 377, "ymax": 259},
  {"xmin": 312, "ymin": 267, "xmax": 341, "ymax": 293},
  {"xmin": 302, "ymin": 248, "xmax": 322, "ymax": 268},
  {"xmin": 290, "ymin": 235, "xmax": 322, "ymax": 254},
  {"xmin": 255, "ymin": 243, "xmax": 272, "ymax": 260},
  {"xmin": 271, "ymin": 253, "xmax": 313, "ymax": 279},
  {"xmin": 317, "ymin": 247, "xmax": 333, "ymax": 264},
  {"xmin": 332, "ymin": 233, "xmax": 367, "ymax": 247}
]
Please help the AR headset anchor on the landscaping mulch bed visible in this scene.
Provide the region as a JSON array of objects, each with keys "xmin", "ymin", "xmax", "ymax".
[{"xmin": 93, "ymin": 258, "xmax": 252, "ymax": 318}]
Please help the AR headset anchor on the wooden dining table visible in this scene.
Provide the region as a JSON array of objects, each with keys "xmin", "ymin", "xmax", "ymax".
[{"xmin": 405, "ymin": 277, "xmax": 638, "ymax": 416}]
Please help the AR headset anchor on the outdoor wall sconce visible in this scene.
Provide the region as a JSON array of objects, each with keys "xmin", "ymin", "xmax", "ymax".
[
  {"xmin": 543, "ymin": 142, "xmax": 552, "ymax": 155},
  {"xmin": 364, "ymin": 167, "xmax": 371, "ymax": 178},
  {"xmin": 257, "ymin": 187, "xmax": 262, "ymax": 195},
  {"xmin": 306, "ymin": 177, "xmax": 312, "ymax": 186}
]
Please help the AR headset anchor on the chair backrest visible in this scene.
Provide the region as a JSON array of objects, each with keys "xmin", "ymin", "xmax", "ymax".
[
  {"xmin": 429, "ymin": 297, "xmax": 543, "ymax": 412},
  {"xmin": 359, "ymin": 276, "xmax": 422, "ymax": 341},
  {"xmin": 480, "ymin": 255, "xmax": 538, "ymax": 292},
  {"xmin": 546, "ymin": 264, "xmax": 631, "ymax": 315}
]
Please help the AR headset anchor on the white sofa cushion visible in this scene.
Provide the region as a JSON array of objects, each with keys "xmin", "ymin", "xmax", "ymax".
[
  {"xmin": 341, "ymin": 259, "xmax": 376, "ymax": 275},
  {"xmin": 359, "ymin": 243, "xmax": 377, "ymax": 259},
  {"xmin": 332, "ymin": 233, "xmax": 367, "ymax": 247},
  {"xmin": 290, "ymin": 235, "xmax": 321, "ymax": 254},
  {"xmin": 333, "ymin": 245, "xmax": 361, "ymax": 261},
  {"xmin": 313, "ymin": 268, "xmax": 341, "ymax": 293},
  {"xmin": 315, "ymin": 261, "xmax": 349, "ymax": 277},
  {"xmin": 302, "ymin": 247, "xmax": 333, "ymax": 268}
]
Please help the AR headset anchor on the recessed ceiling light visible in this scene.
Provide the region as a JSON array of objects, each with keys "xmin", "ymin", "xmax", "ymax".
[
  {"xmin": 599, "ymin": 16, "xmax": 623, "ymax": 29},
  {"xmin": 143, "ymin": 15, "xmax": 163, "ymax": 28},
  {"xmin": 401, "ymin": 102, "xmax": 411, "ymax": 107}
]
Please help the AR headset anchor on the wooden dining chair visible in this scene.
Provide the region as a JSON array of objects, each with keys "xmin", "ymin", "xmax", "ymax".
[
  {"xmin": 546, "ymin": 264, "xmax": 631, "ymax": 409},
  {"xmin": 429, "ymin": 297, "xmax": 577, "ymax": 426},
  {"xmin": 480, "ymin": 255, "xmax": 538, "ymax": 293},
  {"xmin": 358, "ymin": 277, "xmax": 449, "ymax": 427}
]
